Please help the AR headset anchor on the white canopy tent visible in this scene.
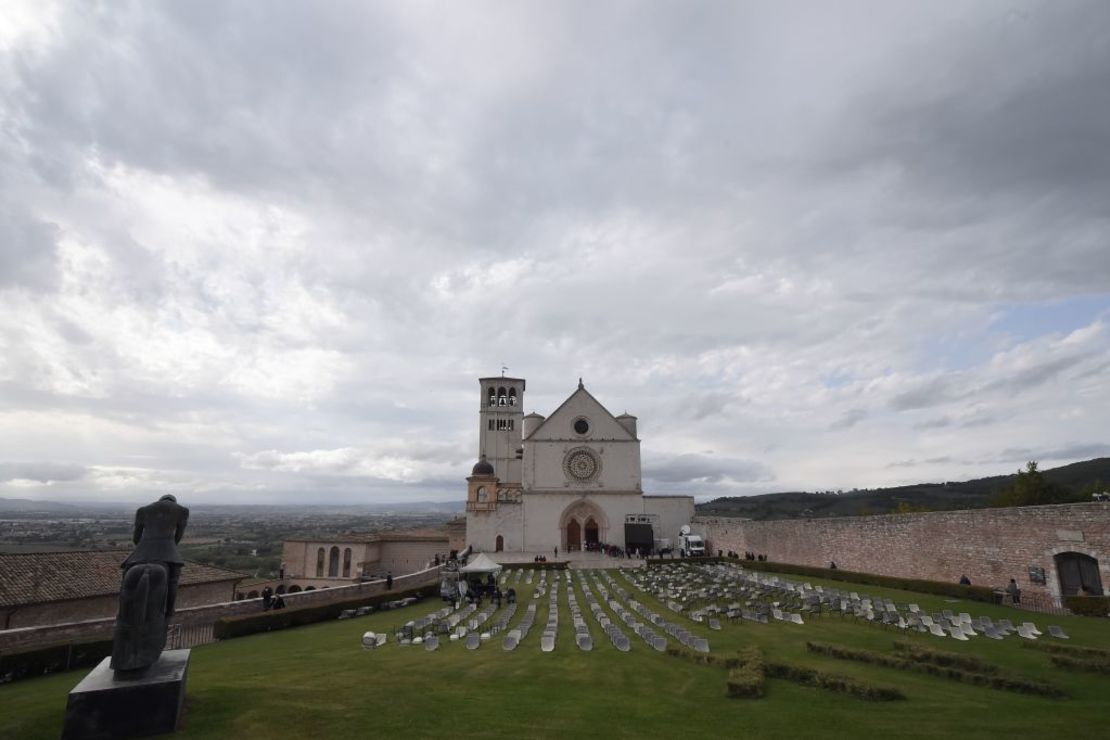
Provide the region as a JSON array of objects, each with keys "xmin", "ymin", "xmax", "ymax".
[{"xmin": 458, "ymin": 552, "xmax": 503, "ymax": 574}]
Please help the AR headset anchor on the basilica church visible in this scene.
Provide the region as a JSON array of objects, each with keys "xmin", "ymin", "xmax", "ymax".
[{"xmin": 465, "ymin": 376, "xmax": 693, "ymax": 556}]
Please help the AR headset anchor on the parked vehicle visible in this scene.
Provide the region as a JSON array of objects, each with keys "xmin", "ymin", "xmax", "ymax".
[{"xmin": 678, "ymin": 525, "xmax": 705, "ymax": 557}]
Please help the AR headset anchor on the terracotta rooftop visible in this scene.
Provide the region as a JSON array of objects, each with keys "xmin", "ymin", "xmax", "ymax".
[{"xmin": 0, "ymin": 550, "xmax": 246, "ymax": 609}]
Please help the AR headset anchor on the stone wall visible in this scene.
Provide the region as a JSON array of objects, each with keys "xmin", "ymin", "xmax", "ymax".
[
  {"xmin": 697, "ymin": 502, "xmax": 1110, "ymax": 606},
  {"xmin": 377, "ymin": 540, "xmax": 449, "ymax": 577},
  {"xmin": 0, "ymin": 566, "xmax": 442, "ymax": 653},
  {"xmin": 1, "ymin": 579, "xmax": 240, "ymax": 631}
]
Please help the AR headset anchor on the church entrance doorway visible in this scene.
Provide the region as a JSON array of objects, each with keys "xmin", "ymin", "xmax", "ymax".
[
  {"xmin": 585, "ymin": 518, "xmax": 599, "ymax": 549},
  {"xmin": 1055, "ymin": 552, "xmax": 1103, "ymax": 596},
  {"xmin": 566, "ymin": 519, "xmax": 581, "ymax": 552},
  {"xmin": 495, "ymin": 535, "xmax": 504, "ymax": 552}
]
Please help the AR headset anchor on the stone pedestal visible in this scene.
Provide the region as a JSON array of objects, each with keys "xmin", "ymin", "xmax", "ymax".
[{"xmin": 62, "ymin": 649, "xmax": 190, "ymax": 740}]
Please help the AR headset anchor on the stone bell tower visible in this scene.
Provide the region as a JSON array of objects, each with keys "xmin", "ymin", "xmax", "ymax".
[{"xmin": 478, "ymin": 375, "xmax": 524, "ymax": 487}]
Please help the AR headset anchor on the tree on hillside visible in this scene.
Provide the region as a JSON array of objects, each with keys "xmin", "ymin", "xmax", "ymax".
[
  {"xmin": 1079, "ymin": 478, "xmax": 1108, "ymax": 499},
  {"xmin": 990, "ymin": 461, "xmax": 1075, "ymax": 507}
]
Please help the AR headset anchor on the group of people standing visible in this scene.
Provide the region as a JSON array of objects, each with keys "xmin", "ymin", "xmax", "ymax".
[{"xmin": 260, "ymin": 586, "xmax": 286, "ymax": 611}]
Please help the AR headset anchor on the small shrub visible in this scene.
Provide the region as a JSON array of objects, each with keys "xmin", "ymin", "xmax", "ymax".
[
  {"xmin": 1064, "ymin": 596, "xmax": 1110, "ymax": 617},
  {"xmin": 726, "ymin": 665, "xmax": 765, "ymax": 698},
  {"xmin": 892, "ymin": 641, "xmax": 999, "ymax": 674},
  {"xmin": 726, "ymin": 646, "xmax": 766, "ymax": 699}
]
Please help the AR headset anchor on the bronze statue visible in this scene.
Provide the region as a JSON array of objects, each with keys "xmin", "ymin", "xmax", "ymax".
[{"xmin": 111, "ymin": 494, "xmax": 190, "ymax": 676}]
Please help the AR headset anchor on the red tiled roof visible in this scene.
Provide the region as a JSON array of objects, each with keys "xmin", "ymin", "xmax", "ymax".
[{"xmin": 0, "ymin": 550, "xmax": 246, "ymax": 608}]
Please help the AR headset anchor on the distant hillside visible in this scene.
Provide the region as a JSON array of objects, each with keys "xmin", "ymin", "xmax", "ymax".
[
  {"xmin": 697, "ymin": 457, "xmax": 1110, "ymax": 520},
  {"xmin": 0, "ymin": 498, "xmax": 82, "ymax": 513}
]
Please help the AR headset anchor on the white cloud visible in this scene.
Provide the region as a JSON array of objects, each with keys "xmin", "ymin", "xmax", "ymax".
[{"xmin": 1, "ymin": 2, "xmax": 1109, "ymax": 503}]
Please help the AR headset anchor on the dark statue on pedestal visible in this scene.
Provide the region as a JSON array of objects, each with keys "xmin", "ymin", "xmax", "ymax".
[
  {"xmin": 62, "ymin": 495, "xmax": 193, "ymax": 739},
  {"xmin": 112, "ymin": 494, "xmax": 190, "ymax": 675}
]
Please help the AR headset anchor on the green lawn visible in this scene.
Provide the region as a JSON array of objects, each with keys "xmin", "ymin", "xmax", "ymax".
[{"xmin": 3, "ymin": 564, "xmax": 1109, "ymax": 739}]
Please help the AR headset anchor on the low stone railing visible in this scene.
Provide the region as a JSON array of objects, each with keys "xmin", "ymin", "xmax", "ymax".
[{"xmin": 0, "ymin": 565, "xmax": 443, "ymax": 653}]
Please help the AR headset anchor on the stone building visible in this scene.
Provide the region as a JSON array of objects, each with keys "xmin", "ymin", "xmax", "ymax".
[
  {"xmin": 466, "ymin": 376, "xmax": 694, "ymax": 555},
  {"xmin": 0, "ymin": 550, "xmax": 244, "ymax": 630},
  {"xmin": 279, "ymin": 530, "xmax": 450, "ymax": 591}
]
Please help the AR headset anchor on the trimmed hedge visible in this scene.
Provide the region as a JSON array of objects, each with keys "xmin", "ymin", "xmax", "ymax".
[
  {"xmin": 892, "ymin": 641, "xmax": 1000, "ymax": 674},
  {"xmin": 806, "ymin": 641, "xmax": 1065, "ymax": 698},
  {"xmin": 1021, "ymin": 642, "xmax": 1110, "ymax": 660},
  {"xmin": 213, "ymin": 584, "xmax": 436, "ymax": 640},
  {"xmin": 1048, "ymin": 655, "xmax": 1110, "ymax": 675},
  {"xmin": 1065, "ymin": 596, "xmax": 1110, "ymax": 617},
  {"xmin": 736, "ymin": 561, "xmax": 999, "ymax": 604},
  {"xmin": 0, "ymin": 638, "xmax": 113, "ymax": 684},
  {"xmin": 664, "ymin": 644, "xmax": 767, "ymax": 698},
  {"xmin": 665, "ymin": 643, "xmax": 900, "ymax": 701},
  {"xmin": 665, "ymin": 645, "xmax": 742, "ymax": 670},
  {"xmin": 764, "ymin": 662, "xmax": 904, "ymax": 701}
]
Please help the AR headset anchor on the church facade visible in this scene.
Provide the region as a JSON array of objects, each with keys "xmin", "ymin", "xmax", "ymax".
[{"xmin": 465, "ymin": 376, "xmax": 693, "ymax": 555}]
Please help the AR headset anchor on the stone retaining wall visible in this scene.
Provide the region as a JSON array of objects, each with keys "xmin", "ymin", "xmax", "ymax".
[{"xmin": 696, "ymin": 502, "xmax": 1110, "ymax": 606}]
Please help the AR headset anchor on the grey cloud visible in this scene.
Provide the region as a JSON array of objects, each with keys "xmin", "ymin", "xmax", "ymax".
[
  {"xmin": 982, "ymin": 356, "xmax": 1078, "ymax": 396},
  {"xmin": 890, "ymin": 377, "xmax": 963, "ymax": 411},
  {"xmin": 0, "ymin": 206, "xmax": 60, "ymax": 290},
  {"xmin": 687, "ymin": 392, "xmax": 738, "ymax": 421},
  {"xmin": 914, "ymin": 415, "xmax": 951, "ymax": 430},
  {"xmin": 829, "ymin": 408, "xmax": 867, "ymax": 430},
  {"xmin": 0, "ymin": 462, "xmax": 88, "ymax": 484},
  {"xmin": 892, "ymin": 336, "xmax": 1102, "ymax": 413},
  {"xmin": 887, "ymin": 456, "xmax": 954, "ymax": 469},
  {"xmin": 1041, "ymin": 444, "xmax": 1110, "ymax": 461},
  {"xmin": 813, "ymin": 2, "xmax": 1110, "ymax": 296},
  {"xmin": 886, "ymin": 459, "xmax": 917, "ymax": 469},
  {"xmin": 996, "ymin": 443, "xmax": 1110, "ymax": 463},
  {"xmin": 643, "ymin": 453, "xmax": 774, "ymax": 486}
]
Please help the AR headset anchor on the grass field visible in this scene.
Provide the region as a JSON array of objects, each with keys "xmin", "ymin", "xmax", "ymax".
[{"xmin": 3, "ymin": 563, "xmax": 1109, "ymax": 739}]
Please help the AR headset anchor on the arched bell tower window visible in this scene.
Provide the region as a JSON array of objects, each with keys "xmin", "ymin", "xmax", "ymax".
[
  {"xmin": 477, "ymin": 486, "xmax": 488, "ymax": 503},
  {"xmin": 508, "ymin": 388, "xmax": 517, "ymax": 406},
  {"xmin": 498, "ymin": 386, "xmax": 507, "ymax": 406},
  {"xmin": 488, "ymin": 387, "xmax": 496, "ymax": 406}
]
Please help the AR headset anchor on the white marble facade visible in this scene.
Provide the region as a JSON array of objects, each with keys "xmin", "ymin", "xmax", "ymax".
[{"xmin": 466, "ymin": 377, "xmax": 694, "ymax": 554}]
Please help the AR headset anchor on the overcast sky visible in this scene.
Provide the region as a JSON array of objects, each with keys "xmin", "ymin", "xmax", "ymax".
[{"xmin": 1, "ymin": 1, "xmax": 1108, "ymax": 505}]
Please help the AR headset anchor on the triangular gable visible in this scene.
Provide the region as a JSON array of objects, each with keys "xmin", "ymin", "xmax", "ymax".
[{"xmin": 525, "ymin": 384, "xmax": 636, "ymax": 441}]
